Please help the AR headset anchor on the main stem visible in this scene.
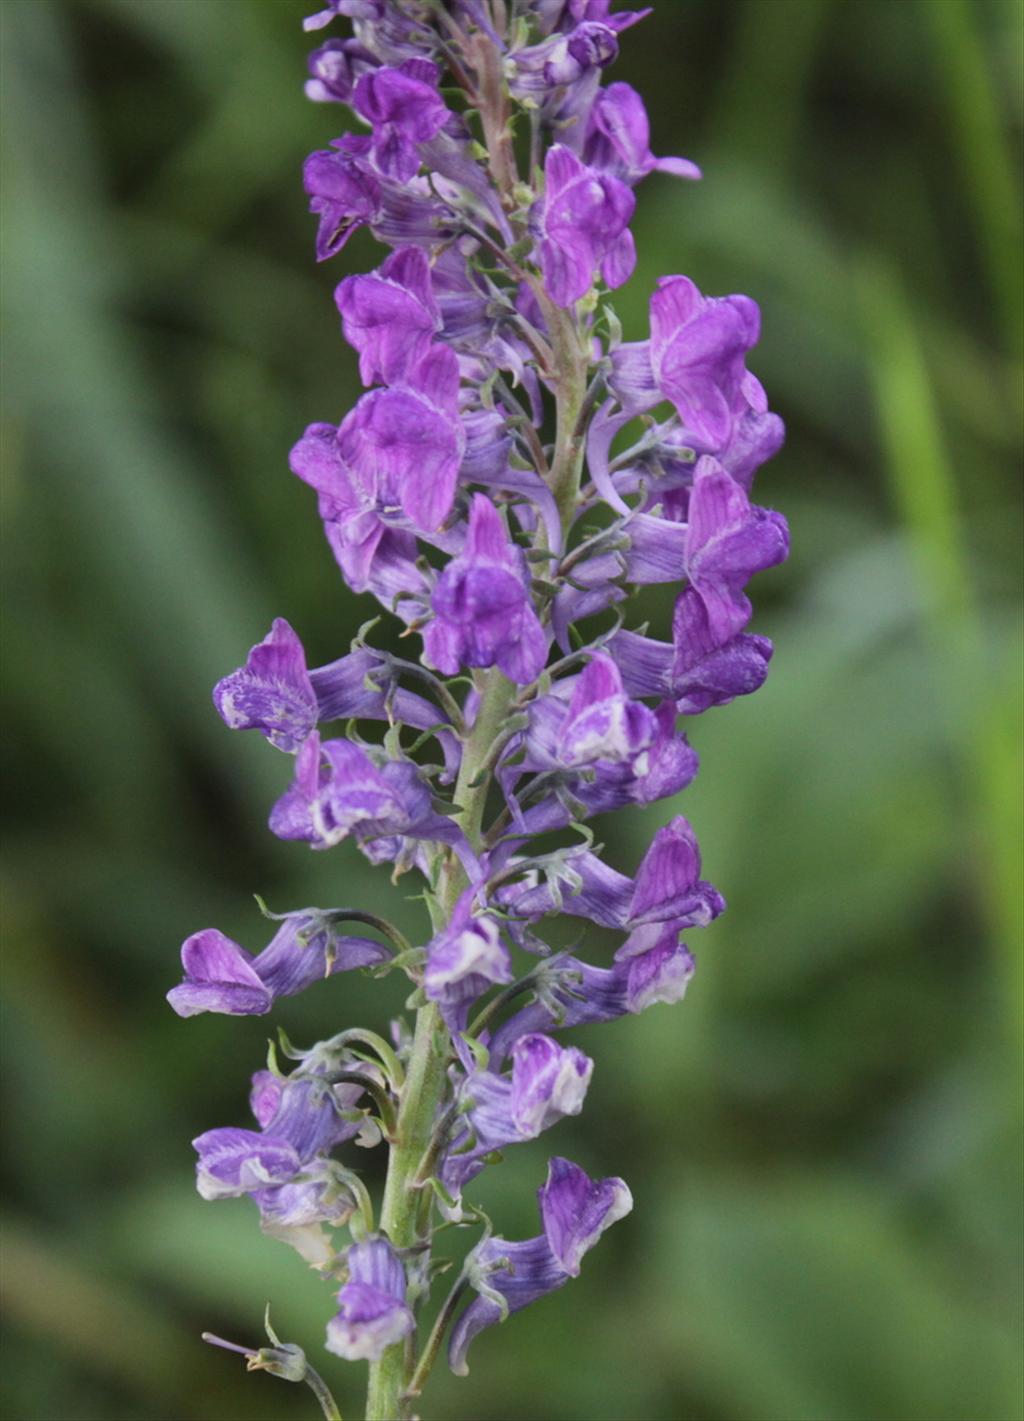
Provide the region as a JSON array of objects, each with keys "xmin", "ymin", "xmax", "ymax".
[
  {"xmin": 365, "ymin": 669, "xmax": 516, "ymax": 1421},
  {"xmin": 365, "ymin": 15, "xmax": 591, "ymax": 1415}
]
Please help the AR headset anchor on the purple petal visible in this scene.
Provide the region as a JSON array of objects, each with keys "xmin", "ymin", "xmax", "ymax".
[
  {"xmin": 212, "ymin": 619, "xmax": 318, "ymax": 752},
  {"xmin": 167, "ymin": 929, "xmax": 271, "ymax": 1018},
  {"xmin": 509, "ymin": 1034, "xmax": 593, "ymax": 1135},
  {"xmin": 539, "ymin": 1156, "xmax": 633, "ymax": 1276},
  {"xmin": 192, "ymin": 1127, "xmax": 301, "ymax": 1199},
  {"xmin": 327, "ymin": 1238, "xmax": 414, "ymax": 1361}
]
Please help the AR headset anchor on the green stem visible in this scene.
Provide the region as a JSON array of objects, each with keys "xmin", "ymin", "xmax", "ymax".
[
  {"xmin": 538, "ymin": 294, "xmax": 591, "ymax": 534},
  {"xmin": 404, "ymin": 1276, "xmax": 471, "ymax": 1401},
  {"xmin": 305, "ymin": 1361, "xmax": 345, "ymax": 1421},
  {"xmin": 364, "ymin": 12, "xmax": 596, "ymax": 1413},
  {"xmin": 364, "ymin": 668, "xmax": 517, "ymax": 1421}
]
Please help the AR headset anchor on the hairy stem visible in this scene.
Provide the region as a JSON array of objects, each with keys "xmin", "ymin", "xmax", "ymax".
[
  {"xmin": 364, "ymin": 668, "xmax": 516, "ymax": 1421},
  {"xmin": 541, "ymin": 297, "xmax": 591, "ymax": 534},
  {"xmin": 305, "ymin": 1361, "xmax": 345, "ymax": 1421},
  {"xmin": 364, "ymin": 15, "xmax": 596, "ymax": 1416}
]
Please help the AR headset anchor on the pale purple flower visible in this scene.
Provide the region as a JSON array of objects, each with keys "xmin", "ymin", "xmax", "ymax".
[
  {"xmin": 442, "ymin": 1035, "xmax": 593, "ymax": 1199},
  {"xmin": 540, "ymin": 1155, "xmax": 633, "ymax": 1275},
  {"xmin": 448, "ymin": 1157, "xmax": 631, "ymax": 1373},
  {"xmin": 253, "ymin": 1160, "xmax": 359, "ymax": 1266},
  {"xmin": 462, "ymin": 1034, "xmax": 592, "ymax": 1146},
  {"xmin": 488, "ymin": 939, "xmax": 695, "ymax": 1063},
  {"xmin": 269, "ymin": 731, "xmax": 435, "ymax": 849},
  {"xmin": 305, "ymin": 36, "xmax": 377, "ymax": 103},
  {"xmin": 167, "ymin": 918, "xmax": 388, "ymax": 1018},
  {"xmin": 555, "ymin": 653, "xmax": 657, "ymax": 767},
  {"xmin": 326, "ymin": 1238, "xmax": 414, "ymax": 1361},
  {"xmin": 508, "ymin": 21, "xmax": 619, "ymax": 97},
  {"xmin": 497, "ymin": 816, "xmax": 723, "ymax": 947},
  {"xmin": 193, "ymin": 1128, "xmax": 303, "ymax": 1200},
  {"xmin": 304, "ymin": 1, "xmax": 438, "ymax": 70},
  {"xmin": 424, "ymin": 893, "xmax": 513, "ymax": 1006},
  {"xmin": 251, "ymin": 1074, "xmax": 364, "ymax": 1159}
]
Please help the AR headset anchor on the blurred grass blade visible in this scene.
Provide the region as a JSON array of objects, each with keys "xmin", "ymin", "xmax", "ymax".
[
  {"xmin": 859, "ymin": 256, "xmax": 1023, "ymax": 1058},
  {"xmin": 924, "ymin": 0, "xmax": 1023, "ymax": 354}
]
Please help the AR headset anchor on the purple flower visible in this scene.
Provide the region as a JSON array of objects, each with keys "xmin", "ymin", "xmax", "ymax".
[
  {"xmin": 352, "ymin": 61, "xmax": 448, "ymax": 181},
  {"xmin": 495, "ymin": 663, "xmax": 697, "ymax": 828},
  {"xmin": 610, "ymin": 607, "xmax": 776, "ymax": 715},
  {"xmin": 289, "ymin": 346, "xmax": 464, "ymax": 588},
  {"xmin": 212, "ymin": 621, "xmax": 461, "ymax": 781},
  {"xmin": 503, "ymin": 1033, "xmax": 593, "ymax": 1135},
  {"xmin": 253, "ymin": 1159, "xmax": 359, "ymax": 1266},
  {"xmin": 305, "ymin": 36, "xmax": 377, "ymax": 103},
  {"xmin": 168, "ymin": 930, "xmax": 272, "ymax": 1018},
  {"xmin": 574, "ymin": 700, "xmax": 700, "ymax": 814},
  {"xmin": 326, "ymin": 1237, "xmax": 414, "ymax": 1361},
  {"xmin": 488, "ymin": 939, "xmax": 695, "ymax": 1063},
  {"xmin": 448, "ymin": 1157, "xmax": 631, "ymax": 1373},
  {"xmin": 304, "ymin": 1, "xmax": 441, "ymax": 69},
  {"xmin": 671, "ymin": 588, "xmax": 775, "ymax": 713},
  {"xmin": 193, "ymin": 1128, "xmax": 302, "ymax": 1200},
  {"xmin": 185, "ymin": 0, "xmax": 791, "ymax": 1392},
  {"xmin": 508, "ymin": 22, "xmax": 619, "ymax": 97},
  {"xmin": 441, "ymin": 1035, "xmax": 593, "ymax": 1199},
  {"xmin": 683, "ymin": 456, "xmax": 789, "ymax": 643},
  {"xmin": 212, "ymin": 618, "xmax": 318, "ymax": 752},
  {"xmin": 269, "ymin": 731, "xmax": 435, "ymax": 850},
  {"xmin": 424, "ymin": 893, "xmax": 513, "ymax": 1006},
  {"xmin": 583, "ymin": 82, "xmax": 701, "ymax": 185},
  {"xmin": 540, "ymin": 1155, "xmax": 633, "ymax": 1275},
  {"xmin": 335, "ymin": 246, "xmax": 441, "ymax": 386},
  {"xmin": 304, "ymin": 0, "xmax": 372, "ymax": 32},
  {"xmin": 193, "ymin": 1057, "xmax": 369, "ymax": 1205},
  {"xmin": 424, "ymin": 494, "xmax": 548, "ymax": 684},
  {"xmin": 555, "ymin": 653, "xmax": 657, "ymax": 767},
  {"xmin": 628, "ymin": 815, "xmax": 709, "ymax": 923},
  {"xmin": 166, "ymin": 917, "xmax": 389, "ymax": 1018},
  {"xmin": 462, "ymin": 1034, "xmax": 593, "ymax": 1147},
  {"xmin": 303, "ymin": 140, "xmax": 382, "ymax": 260},
  {"xmin": 533, "ymin": 146, "xmax": 636, "ymax": 307},
  {"xmin": 250, "ymin": 1073, "xmax": 364, "ymax": 1158},
  {"xmin": 651, "ymin": 276, "xmax": 762, "ymax": 447},
  {"xmin": 497, "ymin": 816, "xmax": 723, "ymax": 946}
]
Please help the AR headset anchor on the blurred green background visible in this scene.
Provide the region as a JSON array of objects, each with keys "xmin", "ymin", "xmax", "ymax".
[{"xmin": 2, "ymin": 1, "xmax": 1022, "ymax": 1418}]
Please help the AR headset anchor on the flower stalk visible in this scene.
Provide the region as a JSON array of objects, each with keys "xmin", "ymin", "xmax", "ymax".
[{"xmin": 169, "ymin": 2, "xmax": 789, "ymax": 1418}]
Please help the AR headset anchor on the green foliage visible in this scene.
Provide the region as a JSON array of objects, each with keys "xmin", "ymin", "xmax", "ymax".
[{"xmin": 1, "ymin": 1, "xmax": 1020, "ymax": 1418}]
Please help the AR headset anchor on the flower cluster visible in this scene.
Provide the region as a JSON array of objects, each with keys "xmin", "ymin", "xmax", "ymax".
[{"xmin": 171, "ymin": 3, "xmax": 788, "ymax": 1417}]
